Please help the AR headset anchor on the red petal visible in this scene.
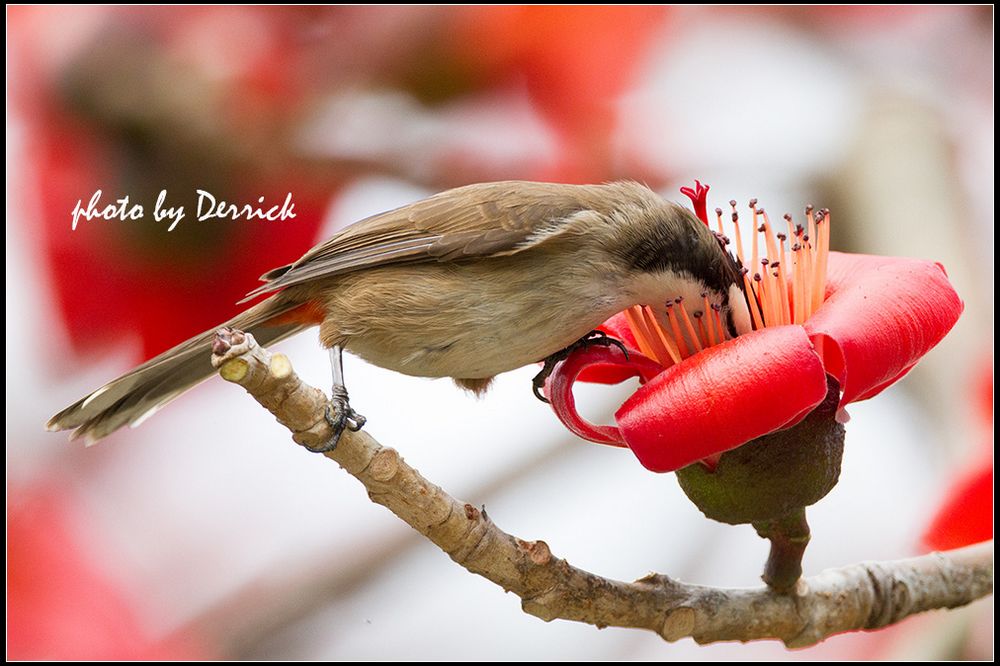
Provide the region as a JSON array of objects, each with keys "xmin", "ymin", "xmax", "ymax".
[
  {"xmin": 615, "ymin": 326, "xmax": 828, "ymax": 472},
  {"xmin": 545, "ymin": 344, "xmax": 662, "ymax": 446},
  {"xmin": 804, "ymin": 253, "xmax": 964, "ymax": 405}
]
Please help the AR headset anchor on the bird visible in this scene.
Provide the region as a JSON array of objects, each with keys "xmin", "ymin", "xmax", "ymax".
[{"xmin": 47, "ymin": 180, "xmax": 751, "ymax": 448}]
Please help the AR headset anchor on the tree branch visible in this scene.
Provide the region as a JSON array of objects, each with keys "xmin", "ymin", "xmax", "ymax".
[{"xmin": 210, "ymin": 329, "xmax": 994, "ymax": 648}]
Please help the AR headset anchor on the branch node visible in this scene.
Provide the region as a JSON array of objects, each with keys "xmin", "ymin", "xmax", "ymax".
[
  {"xmin": 270, "ymin": 353, "xmax": 293, "ymax": 379},
  {"xmin": 368, "ymin": 448, "xmax": 401, "ymax": 483},
  {"xmin": 662, "ymin": 607, "xmax": 696, "ymax": 642},
  {"xmin": 219, "ymin": 358, "xmax": 249, "ymax": 383},
  {"xmin": 516, "ymin": 539, "xmax": 553, "ymax": 566}
]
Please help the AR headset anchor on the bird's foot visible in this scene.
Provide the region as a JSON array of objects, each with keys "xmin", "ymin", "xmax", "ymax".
[
  {"xmin": 304, "ymin": 385, "xmax": 367, "ymax": 453},
  {"xmin": 531, "ymin": 330, "xmax": 629, "ymax": 403}
]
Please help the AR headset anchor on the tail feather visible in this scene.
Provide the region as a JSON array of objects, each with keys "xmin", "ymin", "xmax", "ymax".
[{"xmin": 47, "ymin": 295, "xmax": 312, "ymax": 444}]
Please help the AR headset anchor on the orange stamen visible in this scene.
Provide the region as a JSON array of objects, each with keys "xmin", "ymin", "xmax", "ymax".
[
  {"xmin": 676, "ymin": 300, "xmax": 704, "ymax": 353},
  {"xmin": 753, "ymin": 271, "xmax": 769, "ymax": 326},
  {"xmin": 750, "ymin": 216, "xmax": 761, "ymax": 281},
  {"xmin": 624, "ymin": 305, "xmax": 658, "ymax": 360},
  {"xmin": 665, "ymin": 304, "xmax": 691, "ymax": 358},
  {"xmin": 643, "ymin": 305, "xmax": 682, "ymax": 365},
  {"xmin": 730, "ymin": 203, "xmax": 746, "ymax": 266},
  {"xmin": 742, "ymin": 273, "xmax": 766, "ymax": 330},
  {"xmin": 761, "ymin": 260, "xmax": 781, "ymax": 327},
  {"xmin": 774, "ymin": 225, "xmax": 791, "ymax": 325},
  {"xmin": 694, "ymin": 312, "xmax": 710, "ymax": 348},
  {"xmin": 701, "ymin": 293, "xmax": 719, "ymax": 345},
  {"xmin": 759, "ymin": 211, "xmax": 786, "ymax": 326},
  {"xmin": 801, "ymin": 236, "xmax": 815, "ymax": 319},
  {"xmin": 811, "ymin": 209, "xmax": 830, "ymax": 313},
  {"xmin": 749, "ymin": 206, "xmax": 761, "ymax": 316},
  {"xmin": 781, "ymin": 218, "xmax": 795, "ymax": 316},
  {"xmin": 711, "ymin": 306, "xmax": 728, "ymax": 341},
  {"xmin": 791, "ymin": 242, "xmax": 804, "ymax": 325},
  {"xmin": 806, "ymin": 204, "xmax": 817, "ymax": 254}
]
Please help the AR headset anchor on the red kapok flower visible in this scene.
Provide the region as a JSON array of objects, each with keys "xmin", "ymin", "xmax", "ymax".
[{"xmin": 546, "ymin": 181, "xmax": 964, "ymax": 472}]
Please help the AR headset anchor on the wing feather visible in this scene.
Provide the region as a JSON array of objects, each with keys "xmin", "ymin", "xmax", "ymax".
[{"xmin": 243, "ymin": 181, "xmax": 651, "ymax": 301}]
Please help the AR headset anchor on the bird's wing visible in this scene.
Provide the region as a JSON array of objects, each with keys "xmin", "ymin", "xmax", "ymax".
[{"xmin": 242, "ymin": 181, "xmax": 623, "ymax": 301}]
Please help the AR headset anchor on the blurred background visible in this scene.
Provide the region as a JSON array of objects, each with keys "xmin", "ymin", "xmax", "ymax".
[{"xmin": 6, "ymin": 5, "xmax": 993, "ymax": 660}]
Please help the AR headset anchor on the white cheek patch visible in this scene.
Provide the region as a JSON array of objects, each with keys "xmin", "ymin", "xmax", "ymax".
[
  {"xmin": 629, "ymin": 270, "xmax": 707, "ymax": 311},
  {"xmin": 729, "ymin": 283, "xmax": 753, "ymax": 335}
]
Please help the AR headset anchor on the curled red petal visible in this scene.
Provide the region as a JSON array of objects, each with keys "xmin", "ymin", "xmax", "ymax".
[
  {"xmin": 804, "ymin": 252, "xmax": 963, "ymax": 406},
  {"xmin": 615, "ymin": 326, "xmax": 828, "ymax": 472},
  {"xmin": 545, "ymin": 344, "xmax": 662, "ymax": 447},
  {"xmin": 577, "ymin": 312, "xmax": 646, "ymax": 383}
]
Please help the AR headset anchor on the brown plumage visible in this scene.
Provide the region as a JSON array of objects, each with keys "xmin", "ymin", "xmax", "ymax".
[{"xmin": 48, "ymin": 181, "xmax": 745, "ymax": 444}]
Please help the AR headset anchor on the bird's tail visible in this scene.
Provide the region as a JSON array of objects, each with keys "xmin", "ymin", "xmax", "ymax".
[{"xmin": 46, "ymin": 294, "xmax": 319, "ymax": 445}]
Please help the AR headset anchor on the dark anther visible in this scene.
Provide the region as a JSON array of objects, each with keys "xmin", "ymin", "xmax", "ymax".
[
  {"xmin": 729, "ymin": 199, "xmax": 737, "ymax": 208},
  {"xmin": 715, "ymin": 207, "xmax": 723, "ymax": 215},
  {"xmin": 749, "ymin": 198, "xmax": 758, "ymax": 207},
  {"xmin": 783, "ymin": 213, "xmax": 792, "ymax": 221},
  {"xmin": 758, "ymin": 224, "xmax": 766, "ymax": 232},
  {"xmin": 776, "ymin": 232, "xmax": 787, "ymax": 241},
  {"xmin": 693, "ymin": 311, "xmax": 703, "ymax": 318}
]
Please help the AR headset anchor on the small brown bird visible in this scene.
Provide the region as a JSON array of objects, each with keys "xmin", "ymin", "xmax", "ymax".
[{"xmin": 47, "ymin": 181, "xmax": 750, "ymax": 448}]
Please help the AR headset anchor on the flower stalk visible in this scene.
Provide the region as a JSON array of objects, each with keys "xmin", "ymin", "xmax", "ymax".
[{"xmin": 754, "ymin": 507, "xmax": 811, "ymax": 593}]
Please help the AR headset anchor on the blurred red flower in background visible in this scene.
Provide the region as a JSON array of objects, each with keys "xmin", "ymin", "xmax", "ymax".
[
  {"xmin": 7, "ymin": 486, "xmax": 209, "ymax": 660},
  {"xmin": 444, "ymin": 6, "xmax": 667, "ymax": 181},
  {"xmin": 545, "ymin": 184, "xmax": 964, "ymax": 472},
  {"xmin": 9, "ymin": 5, "xmax": 673, "ymax": 362},
  {"xmin": 923, "ymin": 363, "xmax": 993, "ymax": 551},
  {"xmin": 11, "ymin": 6, "xmax": 330, "ymax": 359}
]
